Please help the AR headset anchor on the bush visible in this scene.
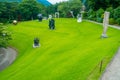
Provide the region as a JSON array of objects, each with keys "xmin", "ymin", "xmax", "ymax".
[
  {"xmin": 0, "ymin": 18, "xmax": 9, "ymax": 23},
  {"xmin": 87, "ymin": 9, "xmax": 96, "ymax": 21},
  {"xmin": 0, "ymin": 25, "xmax": 12, "ymax": 48},
  {"xmin": 114, "ymin": 6, "xmax": 120, "ymax": 25},
  {"xmin": 96, "ymin": 17, "xmax": 103, "ymax": 23},
  {"xmin": 116, "ymin": 18, "xmax": 120, "ymax": 25},
  {"xmin": 113, "ymin": 6, "xmax": 120, "ymax": 19},
  {"xmin": 106, "ymin": 7, "xmax": 114, "ymax": 18},
  {"xmin": 96, "ymin": 8, "xmax": 104, "ymax": 18},
  {"xmin": 96, "ymin": 8, "xmax": 104, "ymax": 23},
  {"xmin": 109, "ymin": 18, "xmax": 116, "ymax": 25}
]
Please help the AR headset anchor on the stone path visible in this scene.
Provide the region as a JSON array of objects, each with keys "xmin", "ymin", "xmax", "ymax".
[
  {"xmin": 0, "ymin": 48, "xmax": 17, "ymax": 71},
  {"xmin": 100, "ymin": 47, "xmax": 120, "ymax": 80}
]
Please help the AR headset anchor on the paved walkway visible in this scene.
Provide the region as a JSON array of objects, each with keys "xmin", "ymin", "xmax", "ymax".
[
  {"xmin": 87, "ymin": 20, "xmax": 120, "ymax": 30},
  {"xmin": 87, "ymin": 20, "xmax": 120, "ymax": 80},
  {"xmin": 100, "ymin": 47, "xmax": 120, "ymax": 80},
  {"xmin": 0, "ymin": 48, "xmax": 17, "ymax": 71}
]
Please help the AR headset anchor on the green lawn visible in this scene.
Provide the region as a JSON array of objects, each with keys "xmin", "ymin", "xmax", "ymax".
[{"xmin": 0, "ymin": 18, "xmax": 120, "ymax": 80}]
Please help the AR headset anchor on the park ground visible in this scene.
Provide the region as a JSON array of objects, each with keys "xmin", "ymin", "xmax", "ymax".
[{"xmin": 0, "ymin": 18, "xmax": 120, "ymax": 80}]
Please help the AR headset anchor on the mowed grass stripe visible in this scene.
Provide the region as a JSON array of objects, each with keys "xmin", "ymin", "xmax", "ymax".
[{"xmin": 0, "ymin": 18, "xmax": 120, "ymax": 80}]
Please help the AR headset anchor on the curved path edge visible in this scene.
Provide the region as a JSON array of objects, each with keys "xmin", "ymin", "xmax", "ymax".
[
  {"xmin": 0, "ymin": 47, "xmax": 17, "ymax": 71},
  {"xmin": 100, "ymin": 47, "xmax": 120, "ymax": 80}
]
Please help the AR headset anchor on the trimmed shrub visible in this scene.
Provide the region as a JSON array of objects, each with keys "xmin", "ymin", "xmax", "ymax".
[
  {"xmin": 109, "ymin": 18, "xmax": 116, "ymax": 25},
  {"xmin": 116, "ymin": 18, "xmax": 120, "ymax": 25},
  {"xmin": 96, "ymin": 17, "xmax": 103, "ymax": 23},
  {"xmin": 113, "ymin": 7, "xmax": 120, "ymax": 25},
  {"xmin": 113, "ymin": 6, "xmax": 120, "ymax": 19},
  {"xmin": 87, "ymin": 9, "xmax": 96, "ymax": 21},
  {"xmin": 0, "ymin": 25, "xmax": 12, "ymax": 48},
  {"xmin": 96, "ymin": 8, "xmax": 104, "ymax": 23},
  {"xmin": 106, "ymin": 7, "xmax": 114, "ymax": 18}
]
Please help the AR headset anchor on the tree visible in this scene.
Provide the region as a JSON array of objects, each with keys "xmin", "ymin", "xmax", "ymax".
[
  {"xmin": 113, "ymin": 6, "xmax": 120, "ymax": 25},
  {"xmin": 87, "ymin": 0, "xmax": 120, "ymax": 11},
  {"xmin": 106, "ymin": 7, "xmax": 114, "ymax": 18},
  {"xmin": 58, "ymin": 0, "xmax": 82, "ymax": 17},
  {"xmin": 69, "ymin": 0, "xmax": 82, "ymax": 17},
  {"xmin": 109, "ymin": 0, "xmax": 120, "ymax": 8},
  {"xmin": 96, "ymin": 8, "xmax": 104, "ymax": 22},
  {"xmin": 46, "ymin": 4, "xmax": 58, "ymax": 16},
  {"xmin": 87, "ymin": 8, "xmax": 96, "ymax": 21},
  {"xmin": 19, "ymin": 0, "xmax": 45, "ymax": 20},
  {"xmin": 113, "ymin": 6, "xmax": 120, "ymax": 19},
  {"xmin": 0, "ymin": 2, "xmax": 18, "ymax": 23},
  {"xmin": 58, "ymin": 2, "xmax": 69, "ymax": 17}
]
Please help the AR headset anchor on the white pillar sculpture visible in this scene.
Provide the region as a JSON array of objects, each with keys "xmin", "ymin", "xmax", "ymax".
[
  {"xmin": 70, "ymin": 11, "xmax": 75, "ymax": 18},
  {"xmin": 55, "ymin": 12, "xmax": 59, "ymax": 18},
  {"xmin": 49, "ymin": 15, "xmax": 52, "ymax": 19},
  {"xmin": 77, "ymin": 14, "xmax": 82, "ymax": 23},
  {"xmin": 101, "ymin": 11, "xmax": 110, "ymax": 38}
]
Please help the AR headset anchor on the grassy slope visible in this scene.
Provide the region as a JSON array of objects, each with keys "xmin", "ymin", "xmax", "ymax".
[{"xmin": 0, "ymin": 18, "xmax": 120, "ymax": 80}]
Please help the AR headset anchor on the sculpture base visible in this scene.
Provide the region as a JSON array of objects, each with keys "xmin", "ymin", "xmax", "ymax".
[
  {"xmin": 77, "ymin": 18, "xmax": 82, "ymax": 23},
  {"xmin": 101, "ymin": 34, "xmax": 108, "ymax": 38},
  {"xmin": 33, "ymin": 44, "xmax": 40, "ymax": 48}
]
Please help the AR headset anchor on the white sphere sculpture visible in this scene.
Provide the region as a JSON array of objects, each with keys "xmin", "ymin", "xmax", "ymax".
[{"xmin": 13, "ymin": 20, "xmax": 17, "ymax": 25}]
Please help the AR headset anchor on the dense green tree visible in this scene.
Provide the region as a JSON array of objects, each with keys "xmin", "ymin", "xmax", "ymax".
[
  {"xmin": 19, "ymin": 0, "xmax": 45, "ymax": 20},
  {"xmin": 113, "ymin": 6, "xmax": 120, "ymax": 25},
  {"xmin": 58, "ymin": 0, "xmax": 82, "ymax": 17},
  {"xmin": 86, "ymin": 0, "xmax": 110, "ymax": 10},
  {"xmin": 69, "ymin": 0, "xmax": 82, "ymax": 17},
  {"xmin": 86, "ymin": 0, "xmax": 120, "ymax": 11},
  {"xmin": 46, "ymin": 4, "xmax": 58, "ymax": 16},
  {"xmin": 58, "ymin": 2, "xmax": 69, "ymax": 17},
  {"xmin": 109, "ymin": 0, "xmax": 120, "ymax": 8},
  {"xmin": 85, "ymin": 0, "xmax": 120, "ymax": 25},
  {"xmin": 87, "ymin": 8, "xmax": 96, "ymax": 20},
  {"xmin": 0, "ymin": 0, "xmax": 120, "ymax": 25},
  {"xmin": 0, "ymin": 2, "xmax": 18, "ymax": 23},
  {"xmin": 96, "ymin": 8, "xmax": 104, "ymax": 22},
  {"xmin": 113, "ymin": 6, "xmax": 120, "ymax": 19},
  {"xmin": 106, "ymin": 7, "xmax": 114, "ymax": 18}
]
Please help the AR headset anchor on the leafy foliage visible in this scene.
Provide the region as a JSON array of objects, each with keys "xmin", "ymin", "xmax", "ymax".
[
  {"xmin": 96, "ymin": 8, "xmax": 104, "ymax": 22},
  {"xmin": 0, "ymin": 0, "xmax": 46, "ymax": 23},
  {"xmin": 0, "ymin": 2, "xmax": 19, "ymax": 23},
  {"xmin": 18, "ymin": 0, "xmax": 44, "ymax": 20},
  {"xmin": 87, "ymin": 9, "xmax": 96, "ymax": 21},
  {"xmin": 0, "ymin": 0, "xmax": 120, "ymax": 25},
  {"xmin": 58, "ymin": 0, "xmax": 82, "ymax": 17},
  {"xmin": 0, "ymin": 25, "xmax": 11, "ymax": 47},
  {"xmin": 86, "ymin": 0, "xmax": 120, "ymax": 25},
  {"xmin": 113, "ymin": 6, "xmax": 120, "ymax": 19},
  {"xmin": 86, "ymin": 0, "xmax": 120, "ymax": 11}
]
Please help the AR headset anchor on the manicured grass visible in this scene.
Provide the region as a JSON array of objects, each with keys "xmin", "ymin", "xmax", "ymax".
[{"xmin": 0, "ymin": 18, "xmax": 120, "ymax": 80}]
